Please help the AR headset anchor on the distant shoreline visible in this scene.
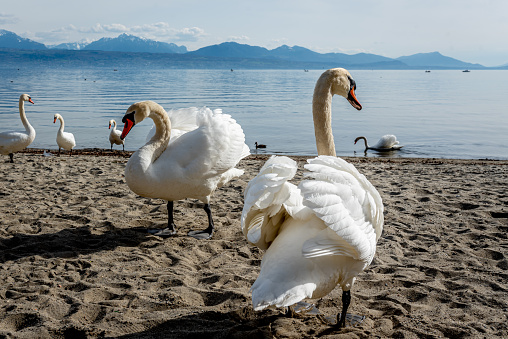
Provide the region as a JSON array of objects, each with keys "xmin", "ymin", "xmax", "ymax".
[
  {"xmin": 2, "ymin": 48, "xmax": 506, "ymax": 70},
  {"xmin": 19, "ymin": 147, "xmax": 508, "ymax": 165}
]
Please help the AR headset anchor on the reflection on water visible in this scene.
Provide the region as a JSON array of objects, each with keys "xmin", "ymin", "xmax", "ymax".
[{"xmin": 1, "ymin": 67, "xmax": 507, "ymax": 159}]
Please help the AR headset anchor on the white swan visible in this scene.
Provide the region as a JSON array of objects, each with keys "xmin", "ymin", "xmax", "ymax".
[
  {"xmin": 354, "ymin": 135, "xmax": 403, "ymax": 152},
  {"xmin": 0, "ymin": 94, "xmax": 36, "ymax": 163},
  {"xmin": 108, "ymin": 119, "xmax": 124, "ymax": 151},
  {"xmin": 120, "ymin": 102, "xmax": 250, "ymax": 240},
  {"xmin": 53, "ymin": 113, "xmax": 76, "ymax": 156},
  {"xmin": 241, "ymin": 68, "xmax": 384, "ymax": 329}
]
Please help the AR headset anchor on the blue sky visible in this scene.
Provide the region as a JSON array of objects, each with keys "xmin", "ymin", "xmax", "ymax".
[{"xmin": 1, "ymin": 0, "xmax": 507, "ymax": 66}]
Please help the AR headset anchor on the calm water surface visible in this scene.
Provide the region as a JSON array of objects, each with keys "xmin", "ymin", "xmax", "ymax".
[{"xmin": 1, "ymin": 67, "xmax": 507, "ymax": 159}]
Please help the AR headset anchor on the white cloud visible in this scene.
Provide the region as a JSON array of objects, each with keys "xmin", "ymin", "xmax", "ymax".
[
  {"xmin": 227, "ymin": 35, "xmax": 250, "ymax": 43},
  {"xmin": 84, "ymin": 23, "xmax": 128, "ymax": 33},
  {"xmin": 0, "ymin": 12, "xmax": 17, "ymax": 25},
  {"xmin": 173, "ymin": 27, "xmax": 206, "ymax": 42},
  {"xmin": 36, "ymin": 22, "xmax": 206, "ymax": 44}
]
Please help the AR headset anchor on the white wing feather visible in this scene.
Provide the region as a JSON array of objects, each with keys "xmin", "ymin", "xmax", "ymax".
[
  {"xmin": 241, "ymin": 156, "xmax": 306, "ymax": 249},
  {"xmin": 299, "ymin": 156, "xmax": 384, "ymax": 263},
  {"xmin": 373, "ymin": 134, "xmax": 402, "ymax": 149}
]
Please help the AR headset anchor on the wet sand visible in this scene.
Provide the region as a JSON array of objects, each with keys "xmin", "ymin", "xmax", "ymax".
[{"xmin": 0, "ymin": 150, "xmax": 507, "ymax": 338}]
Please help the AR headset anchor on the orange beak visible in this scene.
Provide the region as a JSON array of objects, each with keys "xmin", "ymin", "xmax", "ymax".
[
  {"xmin": 347, "ymin": 87, "xmax": 362, "ymax": 110},
  {"xmin": 28, "ymin": 98, "xmax": 35, "ymax": 104},
  {"xmin": 121, "ymin": 119, "xmax": 134, "ymax": 140}
]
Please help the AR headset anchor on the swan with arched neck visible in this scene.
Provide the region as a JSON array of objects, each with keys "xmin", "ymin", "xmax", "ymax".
[
  {"xmin": 121, "ymin": 102, "xmax": 249, "ymax": 239},
  {"xmin": 242, "ymin": 68, "xmax": 384, "ymax": 329}
]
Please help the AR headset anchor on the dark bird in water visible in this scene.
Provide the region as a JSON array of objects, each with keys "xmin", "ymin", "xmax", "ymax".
[{"xmin": 255, "ymin": 142, "xmax": 267, "ymax": 149}]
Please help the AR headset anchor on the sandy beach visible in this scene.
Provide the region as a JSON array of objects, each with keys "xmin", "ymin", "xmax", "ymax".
[{"xmin": 0, "ymin": 150, "xmax": 507, "ymax": 338}]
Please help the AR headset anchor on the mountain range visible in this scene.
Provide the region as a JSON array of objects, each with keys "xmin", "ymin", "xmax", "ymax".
[{"xmin": 0, "ymin": 29, "xmax": 503, "ymax": 69}]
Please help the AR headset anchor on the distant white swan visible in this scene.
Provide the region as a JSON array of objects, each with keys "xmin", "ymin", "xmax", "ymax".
[
  {"xmin": 120, "ymin": 102, "xmax": 250, "ymax": 240},
  {"xmin": 242, "ymin": 68, "xmax": 384, "ymax": 329},
  {"xmin": 0, "ymin": 94, "xmax": 36, "ymax": 163},
  {"xmin": 354, "ymin": 135, "xmax": 403, "ymax": 152},
  {"xmin": 108, "ymin": 119, "xmax": 124, "ymax": 151},
  {"xmin": 53, "ymin": 113, "xmax": 76, "ymax": 156}
]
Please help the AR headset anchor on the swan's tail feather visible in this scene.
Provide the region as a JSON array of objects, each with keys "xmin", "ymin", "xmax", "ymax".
[
  {"xmin": 217, "ymin": 168, "xmax": 244, "ymax": 188},
  {"xmin": 198, "ymin": 107, "xmax": 250, "ymax": 176}
]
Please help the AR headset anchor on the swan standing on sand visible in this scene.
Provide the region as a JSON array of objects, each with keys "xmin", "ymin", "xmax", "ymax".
[
  {"xmin": 53, "ymin": 114, "xmax": 76, "ymax": 156},
  {"xmin": 0, "ymin": 94, "xmax": 36, "ymax": 163},
  {"xmin": 108, "ymin": 119, "xmax": 124, "ymax": 151},
  {"xmin": 241, "ymin": 68, "xmax": 384, "ymax": 329},
  {"xmin": 120, "ymin": 102, "xmax": 250, "ymax": 240},
  {"xmin": 354, "ymin": 135, "xmax": 403, "ymax": 152}
]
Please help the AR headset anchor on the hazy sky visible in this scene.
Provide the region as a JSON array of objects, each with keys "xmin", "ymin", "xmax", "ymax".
[{"xmin": 1, "ymin": 0, "xmax": 507, "ymax": 66}]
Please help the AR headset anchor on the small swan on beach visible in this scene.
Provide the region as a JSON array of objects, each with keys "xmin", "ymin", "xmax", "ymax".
[
  {"xmin": 120, "ymin": 102, "xmax": 250, "ymax": 240},
  {"xmin": 354, "ymin": 135, "xmax": 403, "ymax": 152},
  {"xmin": 53, "ymin": 114, "xmax": 76, "ymax": 156},
  {"xmin": 0, "ymin": 94, "xmax": 36, "ymax": 163},
  {"xmin": 242, "ymin": 68, "xmax": 384, "ymax": 329},
  {"xmin": 108, "ymin": 119, "xmax": 124, "ymax": 151}
]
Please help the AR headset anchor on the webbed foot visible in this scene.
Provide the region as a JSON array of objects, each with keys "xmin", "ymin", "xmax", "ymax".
[
  {"xmin": 148, "ymin": 228, "xmax": 177, "ymax": 238},
  {"xmin": 187, "ymin": 229, "xmax": 213, "ymax": 240}
]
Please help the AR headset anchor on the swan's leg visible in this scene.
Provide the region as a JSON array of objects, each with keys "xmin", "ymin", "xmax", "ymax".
[
  {"xmin": 151, "ymin": 201, "xmax": 177, "ymax": 237},
  {"xmin": 337, "ymin": 290, "xmax": 351, "ymax": 328},
  {"xmin": 9, "ymin": 153, "xmax": 14, "ymax": 163},
  {"xmin": 58, "ymin": 148, "xmax": 61, "ymax": 156},
  {"xmin": 187, "ymin": 203, "xmax": 214, "ymax": 240},
  {"xmin": 318, "ymin": 289, "xmax": 365, "ymax": 328}
]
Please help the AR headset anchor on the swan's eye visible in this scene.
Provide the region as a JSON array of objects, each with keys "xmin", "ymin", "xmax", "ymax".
[
  {"xmin": 348, "ymin": 76, "xmax": 357, "ymax": 91},
  {"xmin": 122, "ymin": 111, "xmax": 136, "ymax": 124}
]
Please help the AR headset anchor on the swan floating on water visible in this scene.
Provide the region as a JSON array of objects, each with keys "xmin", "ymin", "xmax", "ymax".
[
  {"xmin": 354, "ymin": 135, "xmax": 403, "ymax": 152},
  {"xmin": 120, "ymin": 102, "xmax": 250, "ymax": 240},
  {"xmin": 0, "ymin": 94, "xmax": 36, "ymax": 163},
  {"xmin": 53, "ymin": 113, "xmax": 76, "ymax": 156},
  {"xmin": 241, "ymin": 68, "xmax": 384, "ymax": 329},
  {"xmin": 108, "ymin": 119, "xmax": 124, "ymax": 151},
  {"xmin": 255, "ymin": 142, "xmax": 266, "ymax": 149}
]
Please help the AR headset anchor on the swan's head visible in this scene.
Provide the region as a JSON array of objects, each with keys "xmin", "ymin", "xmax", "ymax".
[
  {"xmin": 120, "ymin": 101, "xmax": 153, "ymax": 140},
  {"xmin": 20, "ymin": 94, "xmax": 34, "ymax": 104},
  {"xmin": 354, "ymin": 136, "xmax": 365, "ymax": 145},
  {"xmin": 108, "ymin": 119, "xmax": 115, "ymax": 129},
  {"xmin": 323, "ymin": 68, "xmax": 362, "ymax": 110},
  {"xmin": 53, "ymin": 113, "xmax": 62, "ymax": 124}
]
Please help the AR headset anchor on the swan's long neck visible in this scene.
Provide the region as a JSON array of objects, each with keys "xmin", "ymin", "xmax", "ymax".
[
  {"xmin": 137, "ymin": 104, "xmax": 171, "ymax": 167},
  {"xmin": 312, "ymin": 79, "xmax": 336, "ymax": 157},
  {"xmin": 358, "ymin": 137, "xmax": 369, "ymax": 150},
  {"xmin": 112, "ymin": 120, "xmax": 117, "ymax": 130},
  {"xmin": 57, "ymin": 117, "xmax": 65, "ymax": 133},
  {"xmin": 19, "ymin": 98, "xmax": 33, "ymax": 134}
]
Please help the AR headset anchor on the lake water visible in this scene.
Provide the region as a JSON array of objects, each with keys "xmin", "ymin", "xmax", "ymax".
[{"xmin": 1, "ymin": 66, "xmax": 507, "ymax": 160}]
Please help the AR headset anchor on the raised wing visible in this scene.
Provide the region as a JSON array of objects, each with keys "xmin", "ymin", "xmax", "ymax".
[
  {"xmin": 374, "ymin": 134, "xmax": 399, "ymax": 149},
  {"xmin": 241, "ymin": 156, "xmax": 305, "ymax": 250},
  {"xmin": 299, "ymin": 156, "xmax": 384, "ymax": 263},
  {"xmin": 146, "ymin": 107, "xmax": 202, "ymax": 143},
  {"xmin": 158, "ymin": 107, "xmax": 249, "ymax": 181}
]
